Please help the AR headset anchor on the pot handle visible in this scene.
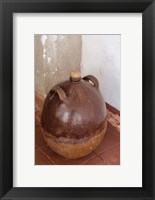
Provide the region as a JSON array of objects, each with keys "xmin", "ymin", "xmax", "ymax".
[
  {"xmin": 83, "ymin": 75, "xmax": 99, "ymax": 89},
  {"xmin": 50, "ymin": 86, "xmax": 67, "ymax": 102}
]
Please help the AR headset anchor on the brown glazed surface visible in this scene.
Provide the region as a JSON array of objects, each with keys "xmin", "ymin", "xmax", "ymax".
[
  {"xmin": 41, "ymin": 72, "xmax": 107, "ymax": 158},
  {"xmin": 42, "ymin": 119, "xmax": 107, "ymax": 159}
]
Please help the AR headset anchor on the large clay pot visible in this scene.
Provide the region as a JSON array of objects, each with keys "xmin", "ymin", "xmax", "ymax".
[{"xmin": 41, "ymin": 70, "xmax": 107, "ymax": 159}]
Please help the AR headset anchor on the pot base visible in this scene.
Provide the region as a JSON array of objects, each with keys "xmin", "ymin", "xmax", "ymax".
[{"xmin": 42, "ymin": 121, "xmax": 107, "ymax": 159}]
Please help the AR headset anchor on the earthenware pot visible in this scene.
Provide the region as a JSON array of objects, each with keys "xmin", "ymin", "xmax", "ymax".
[{"xmin": 41, "ymin": 70, "xmax": 107, "ymax": 159}]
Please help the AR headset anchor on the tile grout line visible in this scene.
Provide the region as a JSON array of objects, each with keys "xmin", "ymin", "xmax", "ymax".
[
  {"xmin": 95, "ymin": 142, "xmax": 120, "ymax": 157},
  {"xmin": 81, "ymin": 153, "xmax": 98, "ymax": 165},
  {"xmin": 95, "ymin": 143, "xmax": 120, "ymax": 164},
  {"xmin": 37, "ymin": 146, "xmax": 56, "ymax": 165},
  {"xmin": 93, "ymin": 151, "xmax": 106, "ymax": 163},
  {"xmin": 107, "ymin": 124, "xmax": 120, "ymax": 138}
]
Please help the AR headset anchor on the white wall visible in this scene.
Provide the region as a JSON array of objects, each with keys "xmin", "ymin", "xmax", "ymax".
[
  {"xmin": 81, "ymin": 35, "xmax": 120, "ymax": 110},
  {"xmin": 35, "ymin": 34, "xmax": 120, "ymax": 110}
]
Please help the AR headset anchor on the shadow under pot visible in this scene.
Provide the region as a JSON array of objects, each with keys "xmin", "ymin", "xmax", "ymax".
[{"xmin": 41, "ymin": 70, "xmax": 107, "ymax": 159}]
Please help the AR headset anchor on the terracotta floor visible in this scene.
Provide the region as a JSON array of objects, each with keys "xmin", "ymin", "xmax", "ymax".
[{"xmin": 35, "ymin": 92, "xmax": 120, "ymax": 165}]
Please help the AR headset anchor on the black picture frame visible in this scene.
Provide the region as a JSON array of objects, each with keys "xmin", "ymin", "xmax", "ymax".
[{"xmin": 0, "ymin": 0, "xmax": 155, "ymax": 199}]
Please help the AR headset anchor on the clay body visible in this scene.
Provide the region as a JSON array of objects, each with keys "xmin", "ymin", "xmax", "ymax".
[{"xmin": 41, "ymin": 71, "xmax": 107, "ymax": 159}]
